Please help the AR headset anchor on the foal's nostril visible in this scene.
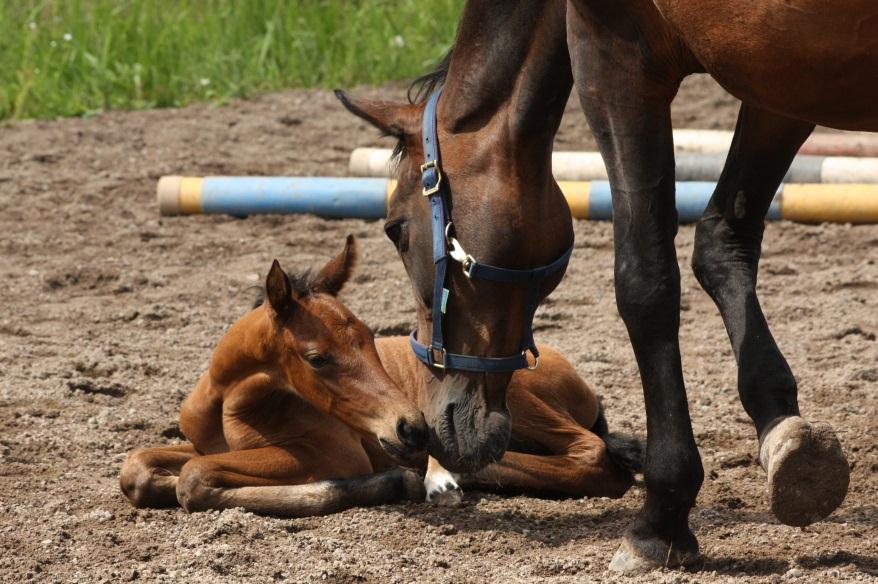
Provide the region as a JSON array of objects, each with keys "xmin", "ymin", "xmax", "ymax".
[{"xmin": 396, "ymin": 418, "xmax": 428, "ymax": 451}]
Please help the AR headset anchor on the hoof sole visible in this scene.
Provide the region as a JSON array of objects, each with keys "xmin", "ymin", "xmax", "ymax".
[{"xmin": 761, "ymin": 417, "xmax": 849, "ymax": 527}]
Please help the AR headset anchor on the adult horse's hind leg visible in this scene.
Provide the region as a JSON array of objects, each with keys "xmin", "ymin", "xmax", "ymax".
[
  {"xmin": 691, "ymin": 104, "xmax": 849, "ymax": 526},
  {"xmin": 569, "ymin": 1, "xmax": 701, "ymax": 572},
  {"xmin": 120, "ymin": 444, "xmax": 198, "ymax": 508}
]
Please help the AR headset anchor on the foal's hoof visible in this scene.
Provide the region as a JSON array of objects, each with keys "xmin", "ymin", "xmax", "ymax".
[
  {"xmin": 424, "ymin": 464, "xmax": 464, "ymax": 507},
  {"xmin": 609, "ymin": 536, "xmax": 701, "ymax": 574},
  {"xmin": 426, "ymin": 482, "xmax": 464, "ymax": 507},
  {"xmin": 760, "ymin": 416, "xmax": 849, "ymax": 527}
]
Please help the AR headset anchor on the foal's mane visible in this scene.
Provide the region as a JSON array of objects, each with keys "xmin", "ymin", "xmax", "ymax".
[{"xmin": 251, "ymin": 270, "xmax": 315, "ymax": 309}]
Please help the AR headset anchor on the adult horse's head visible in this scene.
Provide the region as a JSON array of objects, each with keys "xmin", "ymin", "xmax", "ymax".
[{"xmin": 337, "ymin": 1, "xmax": 573, "ymax": 472}]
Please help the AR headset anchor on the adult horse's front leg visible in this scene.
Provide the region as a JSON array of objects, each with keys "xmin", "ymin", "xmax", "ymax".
[
  {"xmin": 568, "ymin": 1, "xmax": 701, "ymax": 572},
  {"xmin": 691, "ymin": 104, "xmax": 849, "ymax": 526}
]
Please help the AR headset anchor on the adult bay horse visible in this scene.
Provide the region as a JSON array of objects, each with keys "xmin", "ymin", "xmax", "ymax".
[{"xmin": 340, "ymin": 0, "xmax": 861, "ymax": 573}]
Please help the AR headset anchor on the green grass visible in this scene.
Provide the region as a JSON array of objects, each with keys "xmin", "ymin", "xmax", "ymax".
[{"xmin": 0, "ymin": 0, "xmax": 464, "ymax": 120}]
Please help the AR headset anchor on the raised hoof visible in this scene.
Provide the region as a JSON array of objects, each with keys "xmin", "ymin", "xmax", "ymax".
[
  {"xmin": 609, "ymin": 538, "xmax": 701, "ymax": 574},
  {"xmin": 760, "ymin": 417, "xmax": 849, "ymax": 527}
]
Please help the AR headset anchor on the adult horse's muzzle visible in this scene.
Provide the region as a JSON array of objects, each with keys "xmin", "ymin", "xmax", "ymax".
[{"xmin": 423, "ymin": 373, "xmax": 512, "ymax": 473}]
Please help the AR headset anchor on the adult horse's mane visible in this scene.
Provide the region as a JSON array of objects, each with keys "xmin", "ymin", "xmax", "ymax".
[
  {"xmin": 407, "ymin": 50, "xmax": 453, "ymax": 105},
  {"xmin": 387, "ymin": 50, "xmax": 453, "ymax": 169}
]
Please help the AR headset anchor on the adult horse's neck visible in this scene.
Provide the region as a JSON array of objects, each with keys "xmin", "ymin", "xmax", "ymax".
[{"xmin": 438, "ymin": 0, "xmax": 571, "ymax": 169}]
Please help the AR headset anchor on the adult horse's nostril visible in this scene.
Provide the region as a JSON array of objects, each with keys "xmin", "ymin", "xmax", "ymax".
[{"xmin": 396, "ymin": 418, "xmax": 428, "ymax": 451}]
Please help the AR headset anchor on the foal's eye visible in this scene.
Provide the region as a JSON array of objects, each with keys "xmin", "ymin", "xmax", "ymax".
[
  {"xmin": 305, "ymin": 353, "xmax": 331, "ymax": 369},
  {"xmin": 383, "ymin": 219, "xmax": 409, "ymax": 253}
]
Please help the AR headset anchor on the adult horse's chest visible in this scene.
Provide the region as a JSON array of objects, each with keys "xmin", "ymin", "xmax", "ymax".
[{"xmin": 653, "ymin": 0, "xmax": 878, "ymax": 129}]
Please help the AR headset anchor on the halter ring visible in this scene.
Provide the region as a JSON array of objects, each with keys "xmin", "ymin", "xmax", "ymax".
[
  {"xmin": 524, "ymin": 347, "xmax": 540, "ymax": 371},
  {"xmin": 445, "ymin": 225, "xmax": 477, "ymax": 278}
]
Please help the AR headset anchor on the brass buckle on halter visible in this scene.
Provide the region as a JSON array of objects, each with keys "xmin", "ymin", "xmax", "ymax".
[
  {"xmin": 421, "ymin": 160, "xmax": 443, "ymax": 196},
  {"xmin": 524, "ymin": 347, "xmax": 540, "ymax": 371},
  {"xmin": 427, "ymin": 345, "xmax": 448, "ymax": 369}
]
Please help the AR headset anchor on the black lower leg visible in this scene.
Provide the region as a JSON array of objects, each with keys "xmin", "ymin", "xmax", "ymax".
[
  {"xmin": 581, "ymin": 82, "xmax": 702, "ymax": 565},
  {"xmin": 568, "ymin": 4, "xmax": 706, "ymax": 566},
  {"xmin": 692, "ymin": 105, "xmax": 815, "ymax": 439},
  {"xmin": 616, "ymin": 219, "xmax": 703, "ymax": 561}
]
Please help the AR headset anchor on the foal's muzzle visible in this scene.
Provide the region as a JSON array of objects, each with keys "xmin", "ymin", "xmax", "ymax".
[
  {"xmin": 379, "ymin": 413, "xmax": 429, "ymax": 462},
  {"xmin": 396, "ymin": 416, "xmax": 429, "ymax": 452}
]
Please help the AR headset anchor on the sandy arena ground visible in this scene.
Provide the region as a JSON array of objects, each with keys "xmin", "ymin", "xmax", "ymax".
[{"xmin": 0, "ymin": 76, "xmax": 876, "ymax": 583}]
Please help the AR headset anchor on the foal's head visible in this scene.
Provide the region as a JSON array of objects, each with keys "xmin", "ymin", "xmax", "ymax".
[
  {"xmin": 257, "ymin": 236, "xmax": 428, "ymax": 460},
  {"xmin": 336, "ymin": 0, "xmax": 573, "ymax": 473}
]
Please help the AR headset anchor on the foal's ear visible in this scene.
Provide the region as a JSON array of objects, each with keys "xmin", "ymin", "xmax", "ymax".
[
  {"xmin": 265, "ymin": 259, "xmax": 295, "ymax": 317},
  {"xmin": 314, "ymin": 234, "xmax": 357, "ymax": 296},
  {"xmin": 334, "ymin": 90, "xmax": 421, "ymax": 138}
]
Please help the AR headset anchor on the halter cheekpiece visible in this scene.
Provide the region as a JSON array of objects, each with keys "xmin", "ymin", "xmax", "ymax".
[{"xmin": 409, "ymin": 88, "xmax": 574, "ymax": 373}]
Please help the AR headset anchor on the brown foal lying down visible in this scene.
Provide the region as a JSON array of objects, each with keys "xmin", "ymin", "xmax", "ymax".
[{"xmin": 120, "ymin": 236, "xmax": 641, "ymax": 516}]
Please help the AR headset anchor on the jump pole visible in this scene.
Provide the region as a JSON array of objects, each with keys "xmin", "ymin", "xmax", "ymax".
[
  {"xmin": 673, "ymin": 129, "xmax": 878, "ymax": 157},
  {"xmin": 157, "ymin": 176, "xmax": 878, "ymax": 224},
  {"xmin": 349, "ymin": 148, "xmax": 878, "ymax": 183},
  {"xmin": 156, "ymin": 176, "xmax": 391, "ymax": 218}
]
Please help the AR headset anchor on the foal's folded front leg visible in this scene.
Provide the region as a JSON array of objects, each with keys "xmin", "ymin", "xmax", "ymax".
[
  {"xmin": 120, "ymin": 444, "xmax": 198, "ymax": 508},
  {"xmin": 175, "ymin": 445, "xmax": 424, "ymax": 517}
]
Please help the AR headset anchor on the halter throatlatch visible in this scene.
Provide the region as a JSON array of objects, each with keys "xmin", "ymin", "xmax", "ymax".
[{"xmin": 409, "ymin": 88, "xmax": 574, "ymax": 373}]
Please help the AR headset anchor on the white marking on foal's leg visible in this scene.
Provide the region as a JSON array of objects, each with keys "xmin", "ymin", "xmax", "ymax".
[{"xmin": 424, "ymin": 457, "xmax": 463, "ymax": 507}]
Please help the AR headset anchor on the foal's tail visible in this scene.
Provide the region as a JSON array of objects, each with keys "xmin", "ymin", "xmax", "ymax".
[{"xmin": 591, "ymin": 403, "xmax": 644, "ymax": 477}]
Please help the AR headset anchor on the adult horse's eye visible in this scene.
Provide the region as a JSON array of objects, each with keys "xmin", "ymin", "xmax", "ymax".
[
  {"xmin": 384, "ymin": 219, "xmax": 409, "ymax": 253},
  {"xmin": 305, "ymin": 353, "xmax": 331, "ymax": 369}
]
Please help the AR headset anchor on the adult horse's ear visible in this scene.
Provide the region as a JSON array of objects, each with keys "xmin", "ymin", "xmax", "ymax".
[
  {"xmin": 265, "ymin": 259, "xmax": 295, "ymax": 317},
  {"xmin": 314, "ymin": 234, "xmax": 357, "ymax": 297},
  {"xmin": 334, "ymin": 90, "xmax": 420, "ymax": 138}
]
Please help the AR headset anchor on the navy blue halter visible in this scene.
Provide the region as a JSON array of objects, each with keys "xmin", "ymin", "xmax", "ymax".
[{"xmin": 409, "ymin": 88, "xmax": 574, "ymax": 373}]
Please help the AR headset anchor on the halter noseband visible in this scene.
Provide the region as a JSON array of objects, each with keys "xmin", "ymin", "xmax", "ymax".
[{"xmin": 409, "ymin": 88, "xmax": 574, "ymax": 373}]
